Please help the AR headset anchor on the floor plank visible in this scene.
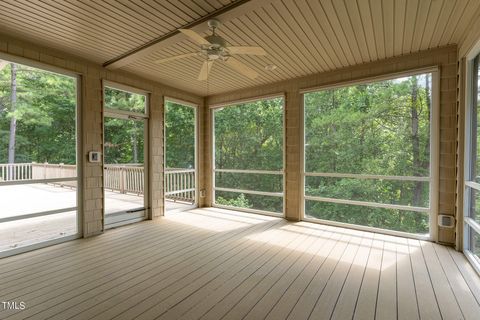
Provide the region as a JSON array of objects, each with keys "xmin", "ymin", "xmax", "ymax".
[
  {"xmin": 286, "ymin": 232, "xmax": 353, "ymax": 319},
  {"xmin": 0, "ymin": 208, "xmax": 479, "ymax": 320},
  {"xmin": 434, "ymin": 244, "xmax": 480, "ymax": 319},
  {"xmin": 375, "ymin": 234, "xmax": 398, "ymax": 320},
  {"xmin": 420, "ymin": 240, "xmax": 464, "ymax": 319},
  {"xmin": 244, "ymin": 224, "xmax": 336, "ymax": 320},
  {"xmin": 330, "ymin": 234, "xmax": 373, "ymax": 320},
  {"xmin": 353, "ymin": 234, "xmax": 383, "ymax": 320},
  {"xmin": 18, "ymin": 214, "xmax": 280, "ymax": 320},
  {"xmin": 394, "ymin": 237, "xmax": 420, "ymax": 320},
  {"xmin": 262, "ymin": 224, "xmax": 340, "ymax": 320},
  {"xmin": 407, "ymin": 239, "xmax": 442, "ymax": 320}
]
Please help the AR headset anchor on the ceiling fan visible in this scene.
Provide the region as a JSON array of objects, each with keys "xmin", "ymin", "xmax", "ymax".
[{"xmin": 155, "ymin": 19, "xmax": 267, "ymax": 81}]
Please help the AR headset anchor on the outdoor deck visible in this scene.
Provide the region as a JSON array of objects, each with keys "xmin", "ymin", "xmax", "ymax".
[
  {"xmin": 0, "ymin": 208, "xmax": 479, "ymax": 320},
  {"xmin": 0, "ymin": 184, "xmax": 193, "ymax": 252}
]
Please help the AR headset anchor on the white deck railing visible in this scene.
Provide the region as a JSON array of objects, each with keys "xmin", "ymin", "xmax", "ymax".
[
  {"xmin": 165, "ymin": 169, "xmax": 196, "ymax": 203},
  {"xmin": 31, "ymin": 163, "xmax": 77, "ymax": 188},
  {"xmin": 0, "ymin": 163, "xmax": 195, "ymax": 203},
  {"xmin": 0, "ymin": 163, "xmax": 32, "ymax": 181},
  {"xmin": 104, "ymin": 165, "xmax": 145, "ymax": 195}
]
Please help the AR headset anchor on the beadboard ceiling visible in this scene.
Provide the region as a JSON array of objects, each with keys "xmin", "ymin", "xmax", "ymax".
[{"xmin": 0, "ymin": 0, "xmax": 479, "ymax": 96}]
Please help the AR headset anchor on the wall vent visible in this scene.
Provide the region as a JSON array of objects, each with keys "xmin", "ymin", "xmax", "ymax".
[{"xmin": 438, "ymin": 215, "xmax": 455, "ymax": 228}]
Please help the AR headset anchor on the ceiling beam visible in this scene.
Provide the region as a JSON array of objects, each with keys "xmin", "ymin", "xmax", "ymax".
[{"xmin": 104, "ymin": 0, "xmax": 273, "ymax": 70}]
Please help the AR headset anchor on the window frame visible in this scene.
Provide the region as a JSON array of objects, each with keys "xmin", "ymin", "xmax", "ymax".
[
  {"xmin": 0, "ymin": 52, "xmax": 82, "ymax": 258},
  {"xmin": 103, "ymin": 80, "xmax": 149, "ymax": 118},
  {"xmin": 464, "ymin": 54, "xmax": 480, "ymax": 274},
  {"xmin": 300, "ymin": 67, "xmax": 440, "ymax": 240},
  {"xmin": 210, "ymin": 94, "xmax": 286, "ymax": 217},
  {"xmin": 102, "ymin": 80, "xmax": 150, "ymax": 228}
]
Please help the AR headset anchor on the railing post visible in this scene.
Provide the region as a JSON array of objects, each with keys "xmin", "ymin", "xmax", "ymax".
[
  {"xmin": 31, "ymin": 162, "xmax": 36, "ymax": 180},
  {"xmin": 121, "ymin": 166, "xmax": 126, "ymax": 194},
  {"xmin": 7, "ymin": 164, "xmax": 13, "ymax": 181}
]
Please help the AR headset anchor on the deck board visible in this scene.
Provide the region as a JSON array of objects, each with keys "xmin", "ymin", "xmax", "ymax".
[{"xmin": 0, "ymin": 208, "xmax": 479, "ymax": 320}]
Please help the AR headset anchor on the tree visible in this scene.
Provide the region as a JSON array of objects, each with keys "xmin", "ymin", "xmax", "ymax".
[
  {"xmin": 0, "ymin": 62, "xmax": 77, "ymax": 165},
  {"xmin": 303, "ymin": 74, "xmax": 432, "ymax": 234},
  {"xmin": 103, "ymin": 87, "xmax": 145, "ymax": 165},
  {"xmin": 165, "ymin": 102, "xmax": 195, "ymax": 169},
  {"xmin": 7, "ymin": 64, "xmax": 17, "ymax": 179},
  {"xmin": 213, "ymin": 98, "xmax": 284, "ymax": 213},
  {"xmin": 0, "ymin": 59, "xmax": 434, "ymax": 235}
]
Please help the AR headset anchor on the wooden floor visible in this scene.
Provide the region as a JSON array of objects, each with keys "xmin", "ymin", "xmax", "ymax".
[{"xmin": 1, "ymin": 208, "xmax": 480, "ymax": 320}]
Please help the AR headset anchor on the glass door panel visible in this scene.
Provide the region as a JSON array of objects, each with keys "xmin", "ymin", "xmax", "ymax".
[
  {"xmin": 0, "ymin": 60, "xmax": 78, "ymax": 256},
  {"xmin": 104, "ymin": 116, "xmax": 146, "ymax": 226}
]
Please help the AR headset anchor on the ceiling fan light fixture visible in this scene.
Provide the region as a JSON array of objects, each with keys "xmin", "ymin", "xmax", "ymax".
[{"xmin": 208, "ymin": 53, "xmax": 220, "ymax": 60}]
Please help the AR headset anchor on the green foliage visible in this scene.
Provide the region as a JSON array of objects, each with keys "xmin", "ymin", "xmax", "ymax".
[
  {"xmin": 305, "ymin": 77, "xmax": 430, "ymax": 177},
  {"xmin": 213, "ymin": 75, "xmax": 432, "ymax": 234},
  {"xmin": 165, "ymin": 102, "xmax": 195, "ymax": 169},
  {"xmin": 104, "ymin": 86, "xmax": 145, "ymax": 113},
  {"xmin": 214, "ymin": 98, "xmax": 283, "ymax": 170},
  {"xmin": 104, "ymin": 117, "xmax": 144, "ymax": 164},
  {"xmin": 103, "ymin": 87, "xmax": 146, "ymax": 165},
  {"xmin": 214, "ymin": 98, "xmax": 284, "ymax": 213},
  {"xmin": 0, "ymin": 60, "xmax": 434, "ymax": 235},
  {"xmin": 0, "ymin": 63, "xmax": 76, "ymax": 164},
  {"xmin": 305, "ymin": 201, "xmax": 429, "ymax": 234},
  {"xmin": 304, "ymin": 74, "xmax": 432, "ymax": 234},
  {"xmin": 216, "ymin": 193, "xmax": 252, "ymax": 209}
]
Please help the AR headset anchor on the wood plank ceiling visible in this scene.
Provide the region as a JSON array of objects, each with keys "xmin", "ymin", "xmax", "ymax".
[{"xmin": 0, "ymin": 0, "xmax": 479, "ymax": 96}]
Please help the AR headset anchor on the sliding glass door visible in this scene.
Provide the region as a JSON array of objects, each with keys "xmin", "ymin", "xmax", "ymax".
[
  {"xmin": 464, "ymin": 55, "xmax": 480, "ymax": 273},
  {"xmin": 103, "ymin": 83, "xmax": 148, "ymax": 228},
  {"xmin": 0, "ymin": 58, "xmax": 79, "ymax": 257}
]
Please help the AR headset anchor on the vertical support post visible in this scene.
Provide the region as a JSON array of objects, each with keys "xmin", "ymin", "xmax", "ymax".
[{"xmin": 121, "ymin": 166, "xmax": 126, "ymax": 194}]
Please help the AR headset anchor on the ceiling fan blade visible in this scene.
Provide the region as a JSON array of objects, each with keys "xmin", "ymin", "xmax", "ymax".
[
  {"xmin": 228, "ymin": 46, "xmax": 267, "ymax": 55},
  {"xmin": 179, "ymin": 29, "xmax": 211, "ymax": 45},
  {"xmin": 155, "ymin": 52, "xmax": 198, "ymax": 64},
  {"xmin": 198, "ymin": 60, "xmax": 214, "ymax": 81},
  {"xmin": 225, "ymin": 57, "xmax": 258, "ymax": 79}
]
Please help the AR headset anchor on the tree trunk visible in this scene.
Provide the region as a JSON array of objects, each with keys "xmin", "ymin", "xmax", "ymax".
[
  {"xmin": 410, "ymin": 75, "xmax": 423, "ymax": 207},
  {"xmin": 423, "ymin": 75, "xmax": 431, "ymax": 167},
  {"xmin": 131, "ymin": 122, "xmax": 138, "ymax": 164},
  {"xmin": 8, "ymin": 63, "xmax": 17, "ymax": 179}
]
